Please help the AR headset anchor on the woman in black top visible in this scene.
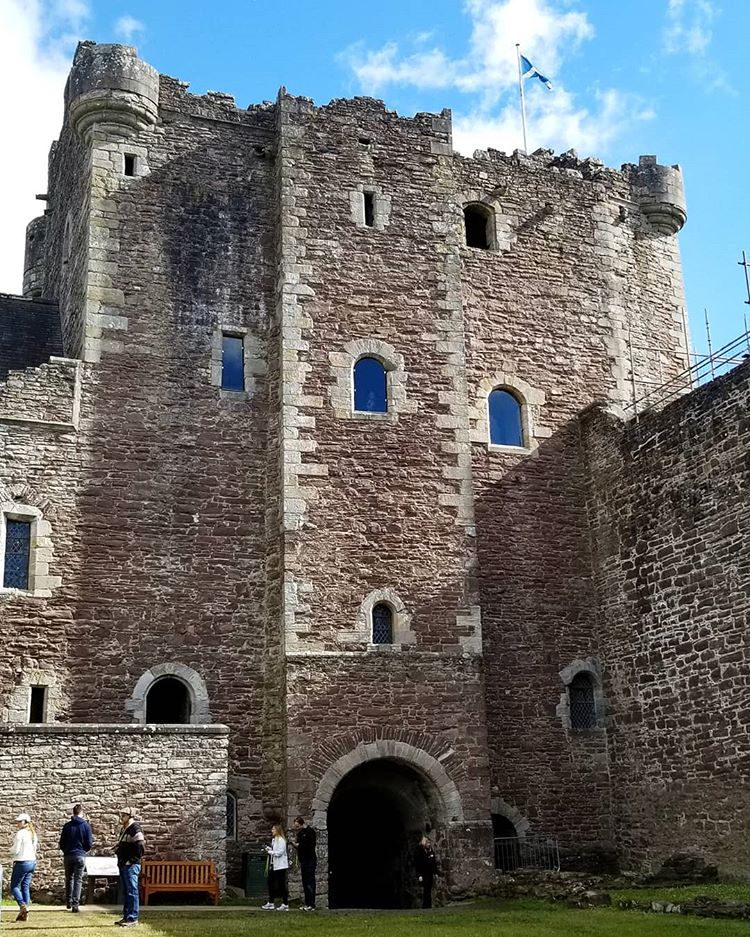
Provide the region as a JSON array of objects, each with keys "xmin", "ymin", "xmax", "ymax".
[{"xmin": 415, "ymin": 835, "xmax": 437, "ymax": 909}]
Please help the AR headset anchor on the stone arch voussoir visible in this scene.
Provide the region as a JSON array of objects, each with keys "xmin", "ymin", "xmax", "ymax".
[
  {"xmin": 126, "ymin": 662, "xmax": 212, "ymax": 724},
  {"xmin": 311, "ymin": 739, "xmax": 464, "ymax": 828}
]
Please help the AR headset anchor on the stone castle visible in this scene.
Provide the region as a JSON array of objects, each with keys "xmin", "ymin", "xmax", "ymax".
[{"xmin": 1, "ymin": 40, "xmax": 748, "ymax": 904}]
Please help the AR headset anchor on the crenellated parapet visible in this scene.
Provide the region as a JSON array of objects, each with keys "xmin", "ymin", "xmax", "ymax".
[
  {"xmin": 627, "ymin": 154, "xmax": 687, "ymax": 235},
  {"xmin": 65, "ymin": 41, "xmax": 159, "ymax": 140}
]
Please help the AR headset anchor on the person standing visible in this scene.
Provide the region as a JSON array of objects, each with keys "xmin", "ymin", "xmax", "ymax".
[
  {"xmin": 10, "ymin": 812, "xmax": 38, "ymax": 922},
  {"xmin": 293, "ymin": 816, "xmax": 317, "ymax": 911},
  {"xmin": 59, "ymin": 803, "xmax": 94, "ymax": 912},
  {"xmin": 261, "ymin": 823, "xmax": 289, "ymax": 911},
  {"xmin": 115, "ymin": 807, "xmax": 145, "ymax": 928},
  {"xmin": 416, "ymin": 835, "xmax": 438, "ymax": 909}
]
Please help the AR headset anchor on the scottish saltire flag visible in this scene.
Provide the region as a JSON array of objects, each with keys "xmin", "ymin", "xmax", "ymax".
[{"xmin": 520, "ymin": 54, "xmax": 553, "ymax": 90}]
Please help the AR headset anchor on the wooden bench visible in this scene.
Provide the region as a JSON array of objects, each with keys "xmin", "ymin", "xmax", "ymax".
[{"xmin": 140, "ymin": 859, "xmax": 220, "ymax": 905}]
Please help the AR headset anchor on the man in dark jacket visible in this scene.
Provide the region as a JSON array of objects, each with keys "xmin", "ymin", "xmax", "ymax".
[
  {"xmin": 115, "ymin": 808, "xmax": 145, "ymax": 928},
  {"xmin": 59, "ymin": 804, "xmax": 94, "ymax": 912},
  {"xmin": 293, "ymin": 816, "xmax": 317, "ymax": 911}
]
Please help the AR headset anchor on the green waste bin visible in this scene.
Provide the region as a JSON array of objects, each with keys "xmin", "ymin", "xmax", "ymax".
[{"xmin": 242, "ymin": 852, "xmax": 268, "ymax": 899}]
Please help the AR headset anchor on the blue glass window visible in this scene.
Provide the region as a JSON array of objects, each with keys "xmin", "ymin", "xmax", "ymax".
[
  {"xmin": 3, "ymin": 519, "xmax": 31, "ymax": 589},
  {"xmin": 353, "ymin": 357, "xmax": 387, "ymax": 413},
  {"xmin": 488, "ymin": 389, "xmax": 523, "ymax": 447},
  {"xmin": 372, "ymin": 603, "xmax": 393, "ymax": 644},
  {"xmin": 222, "ymin": 335, "xmax": 245, "ymax": 391}
]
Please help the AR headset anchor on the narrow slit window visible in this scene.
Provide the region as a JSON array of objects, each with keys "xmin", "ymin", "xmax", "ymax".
[
  {"xmin": 226, "ymin": 792, "xmax": 238, "ymax": 840},
  {"xmin": 29, "ymin": 686, "xmax": 47, "ymax": 724},
  {"xmin": 363, "ymin": 191, "xmax": 375, "ymax": 227},
  {"xmin": 353, "ymin": 357, "xmax": 387, "ymax": 413},
  {"xmin": 488, "ymin": 389, "xmax": 524, "ymax": 447},
  {"xmin": 372, "ymin": 603, "xmax": 393, "ymax": 645},
  {"xmin": 124, "ymin": 154, "xmax": 137, "ymax": 177},
  {"xmin": 222, "ymin": 334, "xmax": 245, "ymax": 392},
  {"xmin": 3, "ymin": 519, "xmax": 31, "ymax": 589}
]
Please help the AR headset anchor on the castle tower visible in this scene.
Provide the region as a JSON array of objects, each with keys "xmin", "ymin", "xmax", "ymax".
[{"xmin": 8, "ymin": 41, "xmax": 744, "ymax": 901}]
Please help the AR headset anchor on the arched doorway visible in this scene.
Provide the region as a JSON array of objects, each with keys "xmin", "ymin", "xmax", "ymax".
[
  {"xmin": 327, "ymin": 758, "xmax": 442, "ymax": 909},
  {"xmin": 145, "ymin": 676, "xmax": 191, "ymax": 723}
]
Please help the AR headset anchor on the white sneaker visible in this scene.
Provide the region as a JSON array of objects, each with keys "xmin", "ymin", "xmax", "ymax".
[
  {"xmin": 276, "ymin": 904, "xmax": 289, "ymax": 911},
  {"xmin": 261, "ymin": 902, "xmax": 275, "ymax": 910}
]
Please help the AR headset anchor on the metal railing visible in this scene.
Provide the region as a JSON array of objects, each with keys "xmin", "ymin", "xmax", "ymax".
[
  {"xmin": 623, "ymin": 329, "xmax": 750, "ymax": 422},
  {"xmin": 493, "ymin": 835, "xmax": 560, "ymax": 872}
]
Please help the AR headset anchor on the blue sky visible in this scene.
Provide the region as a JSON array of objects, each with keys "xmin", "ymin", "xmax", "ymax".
[{"xmin": 1, "ymin": 0, "xmax": 748, "ymax": 356}]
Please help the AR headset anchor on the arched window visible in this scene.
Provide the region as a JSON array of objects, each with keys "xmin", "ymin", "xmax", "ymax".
[
  {"xmin": 226, "ymin": 791, "xmax": 237, "ymax": 840},
  {"xmin": 492, "ymin": 814, "xmax": 520, "ymax": 870},
  {"xmin": 145, "ymin": 676, "xmax": 192, "ymax": 724},
  {"xmin": 488, "ymin": 389, "xmax": 524, "ymax": 447},
  {"xmin": 569, "ymin": 673, "xmax": 596, "ymax": 729},
  {"xmin": 372, "ymin": 603, "xmax": 393, "ymax": 644},
  {"xmin": 464, "ymin": 204, "xmax": 492, "ymax": 249},
  {"xmin": 353, "ymin": 357, "xmax": 387, "ymax": 413}
]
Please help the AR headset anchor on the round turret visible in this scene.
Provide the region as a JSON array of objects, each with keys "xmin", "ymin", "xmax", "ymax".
[
  {"xmin": 629, "ymin": 155, "xmax": 687, "ymax": 235},
  {"xmin": 65, "ymin": 41, "xmax": 159, "ymax": 140},
  {"xmin": 23, "ymin": 215, "xmax": 48, "ymax": 299}
]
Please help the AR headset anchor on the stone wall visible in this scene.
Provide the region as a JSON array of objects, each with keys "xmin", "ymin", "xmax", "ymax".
[
  {"xmin": 580, "ymin": 361, "xmax": 750, "ymax": 876},
  {"xmin": 0, "ymin": 724, "xmax": 228, "ymax": 892}
]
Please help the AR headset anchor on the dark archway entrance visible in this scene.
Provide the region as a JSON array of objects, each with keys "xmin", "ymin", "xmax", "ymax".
[
  {"xmin": 327, "ymin": 758, "xmax": 442, "ymax": 909},
  {"xmin": 145, "ymin": 676, "xmax": 191, "ymax": 723}
]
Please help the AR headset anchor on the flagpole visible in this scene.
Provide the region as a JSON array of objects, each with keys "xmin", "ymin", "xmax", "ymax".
[{"xmin": 516, "ymin": 43, "xmax": 528, "ymax": 153}]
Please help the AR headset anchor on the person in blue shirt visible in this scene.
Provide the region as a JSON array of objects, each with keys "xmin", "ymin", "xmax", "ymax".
[{"xmin": 58, "ymin": 804, "xmax": 94, "ymax": 912}]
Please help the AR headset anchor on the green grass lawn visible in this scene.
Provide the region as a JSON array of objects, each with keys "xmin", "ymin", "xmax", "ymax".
[
  {"xmin": 610, "ymin": 883, "xmax": 750, "ymax": 903},
  {"xmin": 3, "ymin": 899, "xmax": 748, "ymax": 936}
]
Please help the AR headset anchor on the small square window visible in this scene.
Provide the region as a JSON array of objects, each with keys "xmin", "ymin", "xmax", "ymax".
[
  {"xmin": 3, "ymin": 519, "xmax": 31, "ymax": 590},
  {"xmin": 124, "ymin": 154, "xmax": 137, "ymax": 177},
  {"xmin": 221, "ymin": 334, "xmax": 245, "ymax": 391},
  {"xmin": 29, "ymin": 686, "xmax": 47, "ymax": 724}
]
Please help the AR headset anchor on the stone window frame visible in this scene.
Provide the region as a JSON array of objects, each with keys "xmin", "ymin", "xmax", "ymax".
[
  {"xmin": 349, "ymin": 183, "xmax": 392, "ymax": 230},
  {"xmin": 329, "ymin": 339, "xmax": 415, "ymax": 423},
  {"xmin": 556, "ymin": 658, "xmax": 607, "ymax": 732},
  {"xmin": 469, "ymin": 371, "xmax": 549, "ymax": 454},
  {"xmin": 209, "ymin": 326, "xmax": 265, "ymax": 399},
  {"xmin": 0, "ymin": 502, "xmax": 59, "ymax": 598},
  {"xmin": 127, "ymin": 663, "xmax": 212, "ymax": 725},
  {"xmin": 3, "ymin": 668, "xmax": 63, "ymax": 724},
  {"xmin": 351, "ymin": 588, "xmax": 416, "ymax": 651}
]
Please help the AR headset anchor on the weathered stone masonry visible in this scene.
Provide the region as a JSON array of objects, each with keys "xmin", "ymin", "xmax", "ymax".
[
  {"xmin": 1, "ymin": 38, "xmax": 747, "ymax": 899},
  {"xmin": 580, "ymin": 360, "xmax": 750, "ymax": 878}
]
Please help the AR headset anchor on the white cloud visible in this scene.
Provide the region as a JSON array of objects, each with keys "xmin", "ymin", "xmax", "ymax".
[
  {"xmin": 0, "ymin": 0, "xmax": 89, "ymax": 294},
  {"xmin": 663, "ymin": 0, "xmax": 716, "ymax": 55},
  {"xmin": 453, "ymin": 89, "xmax": 654, "ymax": 158},
  {"xmin": 341, "ymin": 0, "xmax": 650, "ymax": 158},
  {"xmin": 343, "ymin": 0, "xmax": 592, "ymax": 101},
  {"xmin": 114, "ymin": 14, "xmax": 145, "ymax": 43}
]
